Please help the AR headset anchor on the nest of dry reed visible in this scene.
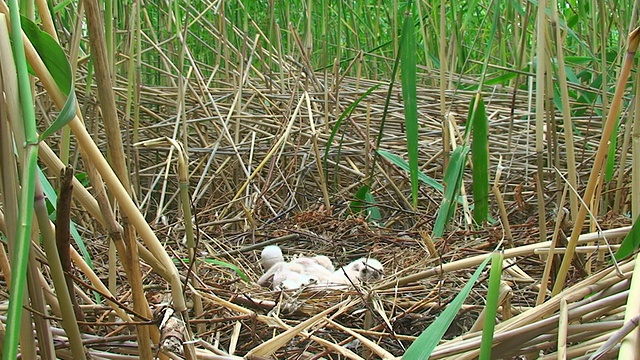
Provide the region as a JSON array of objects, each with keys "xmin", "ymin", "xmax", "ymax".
[{"xmin": 39, "ymin": 51, "xmax": 634, "ymax": 359}]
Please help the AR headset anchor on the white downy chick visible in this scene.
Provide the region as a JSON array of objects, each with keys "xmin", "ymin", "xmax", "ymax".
[
  {"xmin": 257, "ymin": 246, "xmax": 383, "ymax": 289},
  {"xmin": 310, "ymin": 255, "xmax": 335, "ymax": 272},
  {"xmin": 257, "ymin": 247, "xmax": 336, "ymax": 290},
  {"xmin": 290, "ymin": 255, "xmax": 335, "ymax": 273},
  {"xmin": 331, "ymin": 258, "xmax": 384, "ymax": 285},
  {"xmin": 276, "ymin": 263, "xmax": 318, "ymax": 289},
  {"xmin": 260, "ymin": 245, "xmax": 284, "ymax": 271},
  {"xmin": 258, "ymin": 261, "xmax": 321, "ymax": 290}
]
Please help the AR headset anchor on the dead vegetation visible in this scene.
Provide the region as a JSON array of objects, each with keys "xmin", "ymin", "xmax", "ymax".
[
  {"xmin": 1, "ymin": 1, "xmax": 638, "ymax": 358},
  {"xmin": 42, "ymin": 58, "xmax": 634, "ymax": 359}
]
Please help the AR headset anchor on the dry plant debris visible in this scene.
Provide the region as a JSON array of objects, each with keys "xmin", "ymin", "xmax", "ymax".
[{"xmin": 4, "ymin": 21, "xmax": 636, "ymax": 357}]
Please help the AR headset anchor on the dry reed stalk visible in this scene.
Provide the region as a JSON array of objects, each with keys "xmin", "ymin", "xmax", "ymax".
[
  {"xmin": 492, "ymin": 156, "xmax": 513, "ymax": 246},
  {"xmin": 552, "ymin": 27, "xmax": 640, "ymax": 296},
  {"xmin": 1, "ymin": 1, "xmax": 634, "ymax": 356},
  {"xmin": 376, "ymin": 226, "xmax": 629, "ymax": 290},
  {"xmin": 536, "ymin": 186, "xmax": 569, "ymax": 305},
  {"xmin": 429, "ymin": 260, "xmax": 634, "ymax": 358}
]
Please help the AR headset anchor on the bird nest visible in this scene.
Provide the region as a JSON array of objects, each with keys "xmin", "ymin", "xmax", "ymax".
[
  {"xmin": 28, "ymin": 31, "xmax": 635, "ymax": 358},
  {"xmin": 114, "ymin": 206, "xmax": 630, "ymax": 359}
]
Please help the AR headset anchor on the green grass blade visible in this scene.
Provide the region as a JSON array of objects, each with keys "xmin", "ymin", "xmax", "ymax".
[
  {"xmin": 175, "ymin": 258, "xmax": 250, "ymax": 282},
  {"xmin": 377, "ymin": 149, "xmax": 467, "ymax": 206},
  {"xmin": 52, "ymin": 0, "xmax": 74, "ymax": 13},
  {"xmin": 350, "ymin": 185, "xmax": 383, "ymax": 225},
  {"xmin": 20, "ymin": 16, "xmax": 76, "ymax": 141},
  {"xmin": 403, "ymin": 255, "xmax": 492, "ymax": 359},
  {"xmin": 369, "ymin": 44, "xmax": 402, "ymax": 183},
  {"xmin": 400, "ymin": 4, "xmax": 419, "ymax": 209},
  {"xmin": 470, "ymin": 94, "xmax": 489, "ymax": 224},
  {"xmin": 432, "ymin": 145, "xmax": 470, "ymax": 238},
  {"xmin": 205, "ymin": 259, "xmax": 250, "ymax": 282},
  {"xmin": 485, "ymin": 71, "xmax": 518, "ymax": 86},
  {"xmin": 38, "ymin": 88, "xmax": 75, "ymax": 141},
  {"xmin": 378, "ymin": 149, "xmax": 444, "ymax": 191},
  {"xmin": 614, "ymin": 215, "xmax": 640, "ymax": 261},
  {"xmin": 21, "ymin": 17, "xmax": 72, "ymax": 95},
  {"xmin": 604, "ymin": 118, "xmax": 619, "ymax": 182},
  {"xmin": 323, "ymin": 83, "xmax": 381, "ymax": 179},
  {"xmin": 479, "ymin": 252, "xmax": 504, "ymax": 359}
]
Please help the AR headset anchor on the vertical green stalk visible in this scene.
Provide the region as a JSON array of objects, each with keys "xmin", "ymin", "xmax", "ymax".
[
  {"xmin": 400, "ymin": 2, "xmax": 419, "ymax": 209},
  {"xmin": 439, "ymin": 0, "xmax": 449, "ymax": 172},
  {"xmin": 336, "ymin": 0, "xmax": 342, "ymax": 62},
  {"xmin": 479, "ymin": 252, "xmax": 504, "ymax": 360},
  {"xmin": 34, "ymin": 179, "xmax": 86, "ymax": 358},
  {"xmin": 598, "ymin": 0, "xmax": 608, "ymax": 129},
  {"xmin": 305, "ymin": 0, "xmax": 312, "ymax": 56},
  {"xmin": 0, "ymin": 10, "xmax": 31, "ymax": 357},
  {"xmin": 534, "ymin": 0, "xmax": 548, "ymax": 244},
  {"xmin": 391, "ymin": 0, "xmax": 398, "ymax": 56},
  {"xmin": 550, "ymin": 0, "xmax": 579, "ymax": 221},
  {"xmin": 471, "ymin": 94, "xmax": 489, "ymax": 224},
  {"xmin": 2, "ymin": 7, "xmax": 39, "ymax": 360},
  {"xmin": 321, "ymin": 0, "xmax": 329, "ymax": 129},
  {"xmin": 465, "ymin": 1, "xmax": 499, "ymax": 225},
  {"xmin": 132, "ymin": 6, "xmax": 142, "ymax": 196}
]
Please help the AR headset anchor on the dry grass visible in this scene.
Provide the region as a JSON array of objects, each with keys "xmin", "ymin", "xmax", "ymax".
[
  {"xmin": 1, "ymin": 2, "xmax": 636, "ymax": 357},
  {"xmin": 36, "ymin": 54, "xmax": 632, "ymax": 358}
]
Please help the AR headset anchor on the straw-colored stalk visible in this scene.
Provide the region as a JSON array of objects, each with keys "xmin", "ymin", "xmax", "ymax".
[
  {"xmin": 492, "ymin": 155, "xmax": 514, "ymax": 247},
  {"xmin": 628, "ymin": 0, "xmax": 640, "ymax": 217},
  {"xmin": 0, "ymin": 0, "xmax": 192, "ymax": 352},
  {"xmin": 82, "ymin": 0, "xmax": 157, "ymax": 355},
  {"xmin": 633, "ymin": 66, "xmax": 640, "ymax": 218},
  {"xmin": 536, "ymin": 185, "xmax": 569, "ymax": 305},
  {"xmin": 246, "ymin": 299, "xmax": 354, "ymax": 357},
  {"xmin": 552, "ymin": 27, "xmax": 640, "ymax": 296},
  {"xmin": 123, "ymin": 0, "xmax": 143, "ymax": 194},
  {"xmin": 306, "ymin": 94, "xmax": 331, "ymax": 209},
  {"xmin": 558, "ymin": 298, "xmax": 569, "ymax": 359},
  {"xmin": 613, "ymin": 103, "xmax": 634, "ymax": 212},
  {"xmin": 377, "ymin": 225, "xmax": 630, "ymax": 290},
  {"xmin": 0, "ymin": 14, "xmax": 21, "ymax": 278},
  {"xmin": 627, "ymin": 29, "xmax": 640, "ymax": 360},
  {"xmin": 136, "ymin": 136, "xmax": 200, "ymax": 339},
  {"xmin": 26, "ymin": 251, "xmax": 57, "ymax": 358}
]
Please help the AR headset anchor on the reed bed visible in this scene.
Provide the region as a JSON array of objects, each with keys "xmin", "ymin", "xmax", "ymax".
[
  {"xmin": 0, "ymin": 0, "xmax": 637, "ymax": 358},
  {"xmin": 54, "ymin": 55, "xmax": 632, "ymax": 358}
]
